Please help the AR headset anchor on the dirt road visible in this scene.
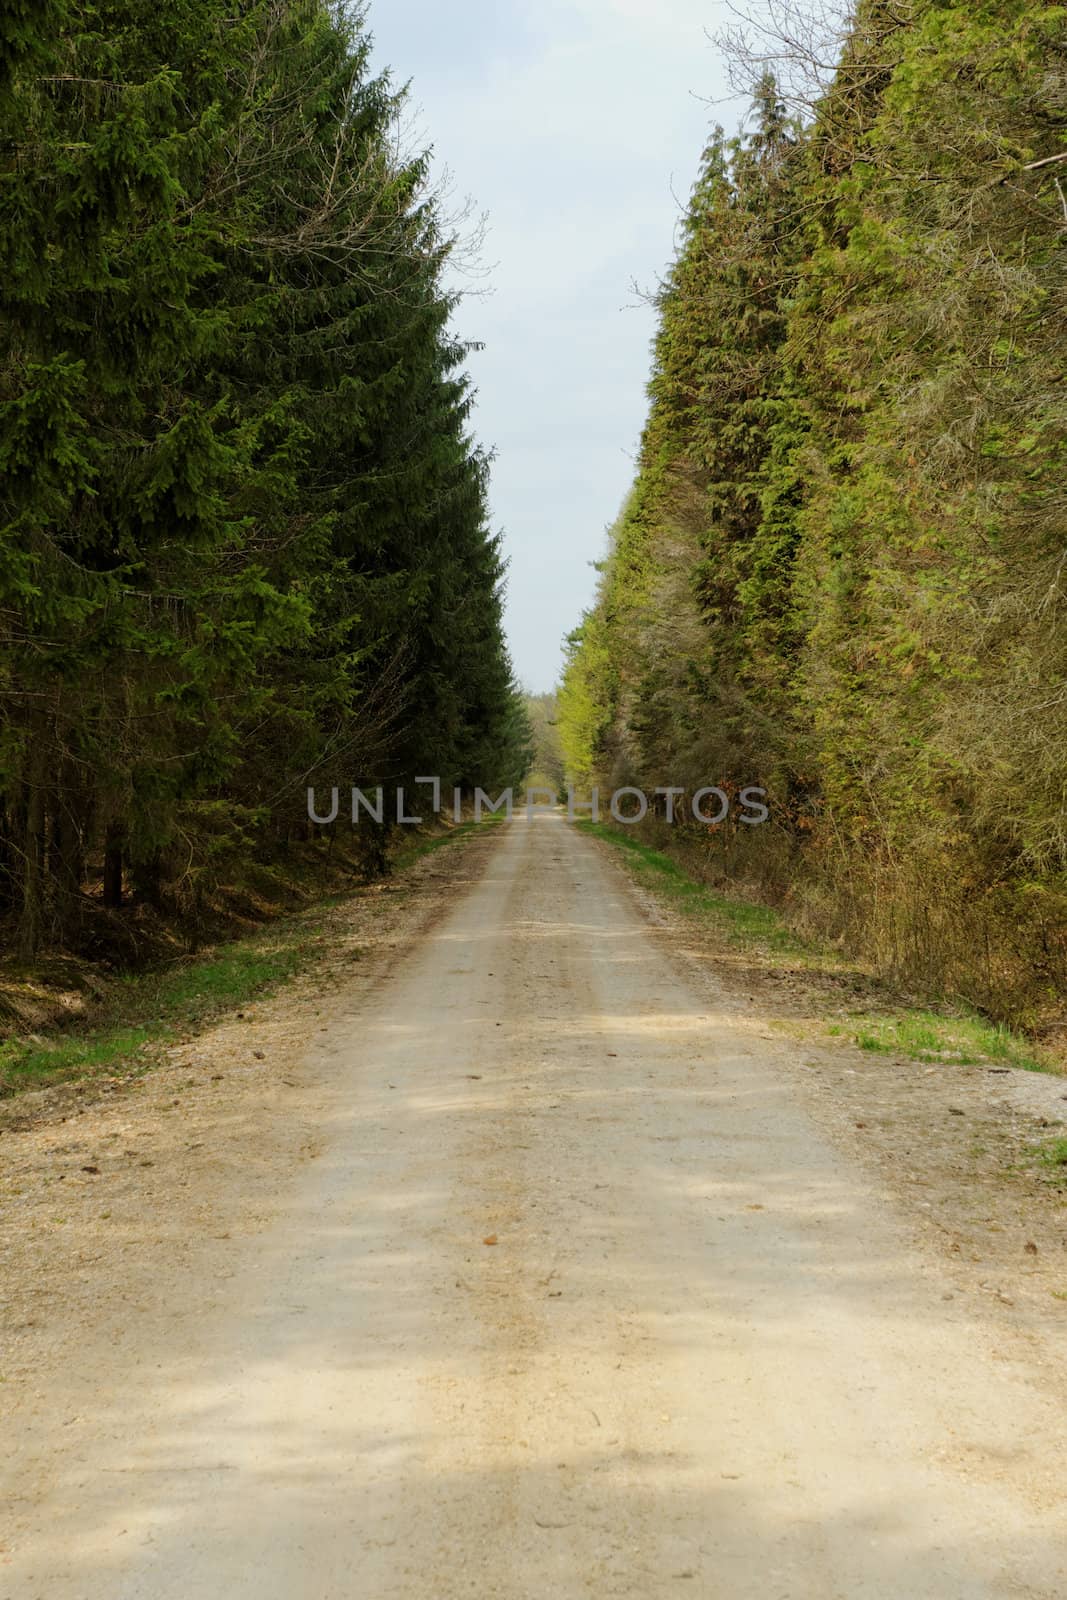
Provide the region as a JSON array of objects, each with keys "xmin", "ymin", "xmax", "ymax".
[{"xmin": 3, "ymin": 812, "xmax": 1065, "ymax": 1597}]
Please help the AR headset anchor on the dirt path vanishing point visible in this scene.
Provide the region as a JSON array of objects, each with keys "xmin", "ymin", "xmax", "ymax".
[{"xmin": 2, "ymin": 811, "xmax": 1066, "ymax": 1598}]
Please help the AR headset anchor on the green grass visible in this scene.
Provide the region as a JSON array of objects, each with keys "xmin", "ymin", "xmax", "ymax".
[
  {"xmin": 0, "ymin": 811, "xmax": 503, "ymax": 1098},
  {"xmin": 1037, "ymin": 1137, "xmax": 1067, "ymax": 1171},
  {"xmin": 576, "ymin": 819, "xmax": 812, "ymax": 959},
  {"xmin": 830, "ymin": 1010, "xmax": 1044, "ymax": 1071},
  {"xmin": 580, "ymin": 818, "xmax": 1051, "ymax": 1074},
  {"xmin": 393, "ymin": 811, "xmax": 506, "ymax": 871},
  {"xmin": 1023, "ymin": 1135, "xmax": 1067, "ymax": 1192},
  {"xmin": 0, "ymin": 931, "xmax": 318, "ymax": 1095}
]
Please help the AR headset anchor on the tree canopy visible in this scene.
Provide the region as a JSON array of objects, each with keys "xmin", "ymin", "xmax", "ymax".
[
  {"xmin": 560, "ymin": 1, "xmax": 1067, "ymax": 1024},
  {"xmin": 0, "ymin": 0, "xmax": 528, "ymax": 956}
]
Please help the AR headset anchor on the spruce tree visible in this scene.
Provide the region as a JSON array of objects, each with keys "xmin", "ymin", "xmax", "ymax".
[{"xmin": 0, "ymin": 0, "xmax": 527, "ymax": 955}]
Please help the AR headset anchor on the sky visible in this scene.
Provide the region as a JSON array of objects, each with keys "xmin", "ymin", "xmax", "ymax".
[{"xmin": 365, "ymin": 0, "xmax": 747, "ymax": 692}]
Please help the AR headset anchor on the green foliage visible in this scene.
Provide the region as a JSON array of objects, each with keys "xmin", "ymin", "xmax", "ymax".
[
  {"xmin": 576, "ymin": 819, "xmax": 812, "ymax": 958},
  {"xmin": 586, "ymin": 817, "xmax": 1049, "ymax": 1072},
  {"xmin": 523, "ymin": 691, "xmax": 563, "ymax": 793},
  {"xmin": 560, "ymin": 6, "xmax": 1067, "ymax": 1027},
  {"xmin": 0, "ymin": 1, "xmax": 526, "ymax": 958}
]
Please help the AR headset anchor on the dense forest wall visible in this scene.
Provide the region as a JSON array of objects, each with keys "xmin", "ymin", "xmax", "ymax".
[
  {"xmin": 0, "ymin": 1, "xmax": 528, "ymax": 960},
  {"xmin": 524, "ymin": 691, "xmax": 564, "ymax": 794},
  {"xmin": 560, "ymin": 1, "xmax": 1067, "ymax": 1028}
]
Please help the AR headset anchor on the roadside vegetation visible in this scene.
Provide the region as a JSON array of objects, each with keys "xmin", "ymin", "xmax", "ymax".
[
  {"xmin": 560, "ymin": 1, "xmax": 1067, "ymax": 1044},
  {"xmin": 0, "ymin": 932, "xmax": 318, "ymax": 1097},
  {"xmin": 580, "ymin": 819, "xmax": 1053, "ymax": 1076},
  {"xmin": 523, "ymin": 692, "xmax": 566, "ymax": 797},
  {"xmin": 0, "ymin": 1, "xmax": 529, "ymax": 971},
  {"xmin": 0, "ymin": 814, "xmax": 496, "ymax": 1099}
]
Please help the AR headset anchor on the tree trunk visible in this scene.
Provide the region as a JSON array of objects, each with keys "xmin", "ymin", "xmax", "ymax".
[
  {"xmin": 0, "ymin": 803, "xmax": 19, "ymax": 914},
  {"xmin": 132, "ymin": 847, "xmax": 163, "ymax": 910},
  {"xmin": 103, "ymin": 821, "xmax": 125, "ymax": 908},
  {"xmin": 364, "ymin": 820, "xmax": 390, "ymax": 879},
  {"xmin": 51, "ymin": 785, "xmax": 85, "ymax": 898},
  {"xmin": 18, "ymin": 757, "xmax": 47, "ymax": 960}
]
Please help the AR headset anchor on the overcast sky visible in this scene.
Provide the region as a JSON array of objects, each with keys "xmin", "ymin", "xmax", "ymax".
[{"xmin": 365, "ymin": 0, "xmax": 746, "ymax": 692}]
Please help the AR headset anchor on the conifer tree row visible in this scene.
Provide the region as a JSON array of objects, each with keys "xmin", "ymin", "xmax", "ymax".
[
  {"xmin": 560, "ymin": 0, "xmax": 1067, "ymax": 1024},
  {"xmin": 0, "ymin": 1, "xmax": 528, "ymax": 957}
]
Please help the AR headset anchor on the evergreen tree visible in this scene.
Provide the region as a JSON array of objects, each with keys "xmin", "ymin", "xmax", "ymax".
[
  {"xmin": 0, "ymin": 0, "xmax": 526, "ymax": 956},
  {"xmin": 560, "ymin": 2, "xmax": 1067, "ymax": 1022}
]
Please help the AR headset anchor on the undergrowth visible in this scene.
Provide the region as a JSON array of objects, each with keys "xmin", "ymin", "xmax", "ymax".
[
  {"xmin": 0, "ymin": 815, "xmax": 499, "ymax": 1097},
  {"xmin": 579, "ymin": 820, "xmax": 1051, "ymax": 1076}
]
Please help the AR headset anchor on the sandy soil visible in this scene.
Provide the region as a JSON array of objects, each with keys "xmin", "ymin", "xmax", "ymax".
[{"xmin": 1, "ymin": 812, "xmax": 1065, "ymax": 1597}]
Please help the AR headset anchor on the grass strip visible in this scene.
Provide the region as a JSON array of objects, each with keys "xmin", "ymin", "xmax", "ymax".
[
  {"xmin": 0, "ymin": 927, "xmax": 322, "ymax": 1095},
  {"xmin": 578, "ymin": 819, "xmax": 1048, "ymax": 1075},
  {"xmin": 0, "ymin": 816, "xmax": 500, "ymax": 1096}
]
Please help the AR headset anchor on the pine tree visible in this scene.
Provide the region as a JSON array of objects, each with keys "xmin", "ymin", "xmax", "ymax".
[{"xmin": 0, "ymin": 0, "xmax": 527, "ymax": 955}]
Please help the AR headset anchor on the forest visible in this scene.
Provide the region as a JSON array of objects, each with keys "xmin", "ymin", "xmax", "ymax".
[
  {"xmin": 559, "ymin": 0, "xmax": 1067, "ymax": 1031},
  {"xmin": 4, "ymin": 7, "xmax": 1067, "ymax": 1584},
  {"xmin": 0, "ymin": 0, "xmax": 528, "ymax": 964}
]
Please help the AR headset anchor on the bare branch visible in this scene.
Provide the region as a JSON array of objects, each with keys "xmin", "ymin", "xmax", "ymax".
[{"xmin": 1022, "ymin": 150, "xmax": 1067, "ymax": 172}]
